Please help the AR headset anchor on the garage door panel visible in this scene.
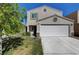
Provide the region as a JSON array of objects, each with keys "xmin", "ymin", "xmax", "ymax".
[{"xmin": 40, "ymin": 25, "xmax": 69, "ymax": 36}]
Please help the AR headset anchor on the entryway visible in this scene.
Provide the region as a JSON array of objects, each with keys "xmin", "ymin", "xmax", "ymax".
[{"xmin": 29, "ymin": 25, "xmax": 37, "ymax": 37}]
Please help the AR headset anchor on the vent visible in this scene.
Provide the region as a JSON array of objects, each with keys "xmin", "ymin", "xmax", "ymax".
[
  {"xmin": 44, "ymin": 8, "xmax": 47, "ymax": 12},
  {"xmin": 53, "ymin": 18, "xmax": 58, "ymax": 22}
]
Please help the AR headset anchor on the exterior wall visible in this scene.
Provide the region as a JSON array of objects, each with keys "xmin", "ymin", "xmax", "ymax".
[
  {"xmin": 77, "ymin": 10, "xmax": 79, "ymax": 23},
  {"xmin": 27, "ymin": 5, "xmax": 63, "ymax": 26},
  {"xmin": 37, "ymin": 16, "xmax": 74, "ymax": 36},
  {"xmin": 74, "ymin": 23, "xmax": 79, "ymax": 36},
  {"xmin": 70, "ymin": 24, "xmax": 74, "ymax": 36},
  {"xmin": 27, "ymin": 12, "xmax": 30, "ymax": 32}
]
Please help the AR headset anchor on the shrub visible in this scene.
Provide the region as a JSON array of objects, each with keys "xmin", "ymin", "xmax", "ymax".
[{"xmin": 2, "ymin": 36, "xmax": 24, "ymax": 54}]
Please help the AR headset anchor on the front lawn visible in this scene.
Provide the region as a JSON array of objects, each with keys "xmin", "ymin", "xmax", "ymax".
[
  {"xmin": 32, "ymin": 37, "xmax": 43, "ymax": 55},
  {"xmin": 3, "ymin": 35, "xmax": 43, "ymax": 55}
]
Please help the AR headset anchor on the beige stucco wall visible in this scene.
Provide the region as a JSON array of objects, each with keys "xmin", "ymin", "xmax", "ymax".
[
  {"xmin": 37, "ymin": 16, "xmax": 74, "ymax": 36},
  {"xmin": 27, "ymin": 5, "xmax": 63, "ymax": 26}
]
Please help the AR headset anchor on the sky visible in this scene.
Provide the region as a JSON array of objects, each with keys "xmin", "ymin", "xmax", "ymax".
[{"xmin": 19, "ymin": 3, "xmax": 79, "ymax": 16}]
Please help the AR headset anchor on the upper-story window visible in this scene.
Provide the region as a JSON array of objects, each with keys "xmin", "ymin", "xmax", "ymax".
[{"xmin": 31, "ymin": 13, "xmax": 38, "ymax": 20}]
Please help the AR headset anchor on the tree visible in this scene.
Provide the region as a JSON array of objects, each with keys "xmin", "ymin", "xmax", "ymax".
[
  {"xmin": 0, "ymin": 3, "xmax": 26, "ymax": 36},
  {"xmin": 21, "ymin": 7, "xmax": 27, "ymax": 25}
]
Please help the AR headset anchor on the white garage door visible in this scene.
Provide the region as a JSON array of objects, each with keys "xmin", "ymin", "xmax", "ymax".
[{"xmin": 40, "ymin": 25, "xmax": 69, "ymax": 36}]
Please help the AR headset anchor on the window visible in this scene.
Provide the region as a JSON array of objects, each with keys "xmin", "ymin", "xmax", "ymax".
[{"xmin": 31, "ymin": 13, "xmax": 38, "ymax": 20}]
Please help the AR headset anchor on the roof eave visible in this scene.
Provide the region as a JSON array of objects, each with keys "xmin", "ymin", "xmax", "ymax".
[{"xmin": 37, "ymin": 14, "xmax": 74, "ymax": 22}]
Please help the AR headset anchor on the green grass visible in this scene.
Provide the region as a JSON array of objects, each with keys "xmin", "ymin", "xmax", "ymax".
[
  {"xmin": 4, "ymin": 36, "xmax": 43, "ymax": 55},
  {"xmin": 32, "ymin": 38, "xmax": 43, "ymax": 55},
  {"xmin": 22, "ymin": 32, "xmax": 30, "ymax": 36}
]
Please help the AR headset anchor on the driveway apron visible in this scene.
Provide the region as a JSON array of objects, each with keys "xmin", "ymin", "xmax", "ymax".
[{"xmin": 41, "ymin": 36, "xmax": 79, "ymax": 55}]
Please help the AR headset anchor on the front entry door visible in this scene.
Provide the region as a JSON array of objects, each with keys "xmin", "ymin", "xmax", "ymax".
[
  {"xmin": 29, "ymin": 25, "xmax": 37, "ymax": 37},
  {"xmin": 33, "ymin": 26, "xmax": 37, "ymax": 37}
]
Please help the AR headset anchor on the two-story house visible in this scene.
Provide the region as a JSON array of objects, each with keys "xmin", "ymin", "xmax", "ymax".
[{"xmin": 26, "ymin": 5, "xmax": 74, "ymax": 37}]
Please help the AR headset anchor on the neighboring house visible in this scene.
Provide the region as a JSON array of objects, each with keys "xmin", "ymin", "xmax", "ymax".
[
  {"xmin": 27, "ymin": 5, "xmax": 74, "ymax": 37},
  {"xmin": 66, "ymin": 11, "xmax": 79, "ymax": 36}
]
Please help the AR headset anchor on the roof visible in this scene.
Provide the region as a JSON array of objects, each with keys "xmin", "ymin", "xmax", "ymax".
[
  {"xmin": 27, "ymin": 5, "xmax": 62, "ymax": 13},
  {"xmin": 37, "ymin": 15, "xmax": 74, "ymax": 22}
]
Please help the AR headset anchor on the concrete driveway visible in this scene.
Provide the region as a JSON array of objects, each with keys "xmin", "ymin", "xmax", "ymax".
[{"xmin": 41, "ymin": 36, "xmax": 79, "ymax": 55}]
